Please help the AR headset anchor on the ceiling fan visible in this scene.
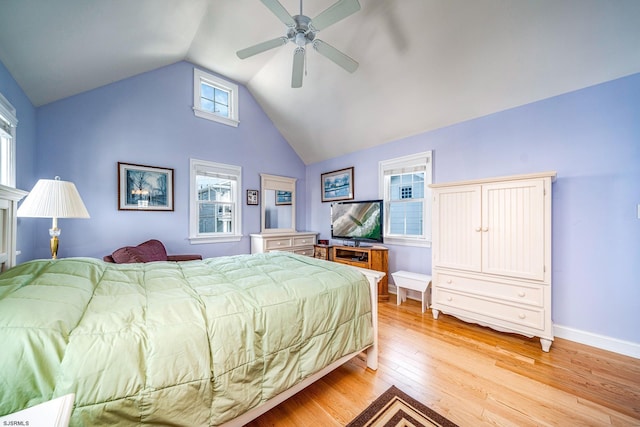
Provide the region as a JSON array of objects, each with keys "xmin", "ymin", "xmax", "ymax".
[{"xmin": 237, "ymin": 0, "xmax": 361, "ymax": 88}]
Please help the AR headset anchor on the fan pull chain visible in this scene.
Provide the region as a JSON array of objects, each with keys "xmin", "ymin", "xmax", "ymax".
[{"xmin": 304, "ymin": 48, "xmax": 308, "ymax": 77}]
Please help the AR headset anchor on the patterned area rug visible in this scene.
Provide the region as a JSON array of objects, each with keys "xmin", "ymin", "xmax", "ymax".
[{"xmin": 346, "ymin": 386, "xmax": 459, "ymax": 427}]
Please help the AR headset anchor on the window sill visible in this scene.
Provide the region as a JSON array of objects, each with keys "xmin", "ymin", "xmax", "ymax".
[
  {"xmin": 193, "ymin": 108, "xmax": 239, "ymax": 127},
  {"xmin": 384, "ymin": 236, "xmax": 431, "ymax": 248},
  {"xmin": 189, "ymin": 234, "xmax": 243, "ymax": 244}
]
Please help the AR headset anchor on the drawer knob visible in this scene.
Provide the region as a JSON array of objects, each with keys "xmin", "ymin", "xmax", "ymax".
[
  {"xmin": 518, "ymin": 313, "xmax": 526, "ymax": 319},
  {"xmin": 475, "ymin": 227, "xmax": 481, "ymax": 232},
  {"xmin": 518, "ymin": 291, "xmax": 526, "ymax": 297},
  {"xmin": 447, "ymin": 279, "xmax": 452, "ymax": 284},
  {"xmin": 277, "ymin": 242, "xmax": 282, "ymax": 245},
  {"xmin": 447, "ymin": 297, "xmax": 452, "ymax": 302}
]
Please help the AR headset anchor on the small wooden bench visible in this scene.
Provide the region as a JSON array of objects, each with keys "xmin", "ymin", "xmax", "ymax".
[{"xmin": 391, "ymin": 271, "xmax": 432, "ymax": 313}]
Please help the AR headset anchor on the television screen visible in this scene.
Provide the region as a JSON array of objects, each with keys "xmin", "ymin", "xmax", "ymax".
[{"xmin": 331, "ymin": 200, "xmax": 383, "ymax": 245}]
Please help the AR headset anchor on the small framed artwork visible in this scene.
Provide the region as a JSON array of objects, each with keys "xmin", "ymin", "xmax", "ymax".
[
  {"xmin": 275, "ymin": 190, "xmax": 292, "ymax": 205},
  {"xmin": 321, "ymin": 167, "xmax": 354, "ymax": 202},
  {"xmin": 118, "ymin": 162, "xmax": 174, "ymax": 211},
  {"xmin": 247, "ymin": 189, "xmax": 259, "ymax": 205}
]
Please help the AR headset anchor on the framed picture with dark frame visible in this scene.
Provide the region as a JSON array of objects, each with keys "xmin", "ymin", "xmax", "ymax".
[
  {"xmin": 247, "ymin": 189, "xmax": 259, "ymax": 205},
  {"xmin": 321, "ymin": 167, "xmax": 354, "ymax": 202},
  {"xmin": 275, "ymin": 190, "xmax": 292, "ymax": 205},
  {"xmin": 118, "ymin": 162, "xmax": 174, "ymax": 211}
]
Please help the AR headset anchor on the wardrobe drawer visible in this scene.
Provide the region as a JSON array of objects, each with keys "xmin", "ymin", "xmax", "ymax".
[
  {"xmin": 265, "ymin": 238, "xmax": 293, "ymax": 250},
  {"xmin": 433, "ymin": 289, "xmax": 545, "ymax": 330},
  {"xmin": 435, "ymin": 272, "xmax": 543, "ymax": 307}
]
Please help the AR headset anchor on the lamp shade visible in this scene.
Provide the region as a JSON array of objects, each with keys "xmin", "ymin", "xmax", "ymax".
[{"xmin": 17, "ymin": 177, "xmax": 90, "ymax": 219}]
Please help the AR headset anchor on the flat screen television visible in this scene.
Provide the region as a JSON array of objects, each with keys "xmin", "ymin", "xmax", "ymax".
[{"xmin": 331, "ymin": 199, "xmax": 383, "ymax": 246}]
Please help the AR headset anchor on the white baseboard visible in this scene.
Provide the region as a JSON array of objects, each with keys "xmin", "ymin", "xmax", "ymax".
[
  {"xmin": 553, "ymin": 324, "xmax": 640, "ymax": 359},
  {"xmin": 389, "ymin": 285, "xmax": 640, "ymax": 359}
]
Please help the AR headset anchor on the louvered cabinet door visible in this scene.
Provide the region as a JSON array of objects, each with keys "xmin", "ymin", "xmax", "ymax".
[
  {"xmin": 481, "ymin": 178, "xmax": 549, "ymax": 281},
  {"xmin": 432, "ymin": 184, "xmax": 481, "ymax": 272}
]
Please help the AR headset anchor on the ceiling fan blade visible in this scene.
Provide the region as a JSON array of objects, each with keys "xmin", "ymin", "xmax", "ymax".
[
  {"xmin": 313, "ymin": 39, "xmax": 358, "ymax": 73},
  {"xmin": 292, "ymin": 48, "xmax": 305, "ymax": 88},
  {"xmin": 310, "ymin": 0, "xmax": 361, "ymax": 31},
  {"xmin": 237, "ymin": 37, "xmax": 288, "ymax": 59},
  {"xmin": 260, "ymin": 0, "xmax": 296, "ymax": 27}
]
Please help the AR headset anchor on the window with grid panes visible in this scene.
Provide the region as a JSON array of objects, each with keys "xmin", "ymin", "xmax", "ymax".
[
  {"xmin": 0, "ymin": 92, "xmax": 17, "ymax": 188},
  {"xmin": 189, "ymin": 159, "xmax": 242, "ymax": 243},
  {"xmin": 378, "ymin": 151, "xmax": 432, "ymax": 247},
  {"xmin": 193, "ymin": 68, "xmax": 239, "ymax": 127}
]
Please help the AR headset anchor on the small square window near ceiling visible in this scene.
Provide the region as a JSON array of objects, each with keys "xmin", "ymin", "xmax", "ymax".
[
  {"xmin": 200, "ymin": 83, "xmax": 230, "ymax": 117},
  {"xmin": 193, "ymin": 68, "xmax": 239, "ymax": 128}
]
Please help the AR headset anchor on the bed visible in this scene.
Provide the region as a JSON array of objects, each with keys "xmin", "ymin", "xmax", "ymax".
[{"xmin": 0, "ymin": 186, "xmax": 381, "ymax": 427}]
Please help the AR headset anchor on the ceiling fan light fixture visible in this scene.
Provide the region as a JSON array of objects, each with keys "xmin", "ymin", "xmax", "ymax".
[{"xmin": 295, "ymin": 32, "xmax": 307, "ymax": 47}]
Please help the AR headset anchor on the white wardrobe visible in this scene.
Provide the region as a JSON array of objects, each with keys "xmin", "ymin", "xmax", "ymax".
[{"xmin": 430, "ymin": 172, "xmax": 556, "ymax": 351}]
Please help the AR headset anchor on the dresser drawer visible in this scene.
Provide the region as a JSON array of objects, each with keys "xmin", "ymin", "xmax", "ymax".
[
  {"xmin": 265, "ymin": 238, "xmax": 293, "ymax": 250},
  {"xmin": 294, "ymin": 247, "xmax": 314, "ymax": 257},
  {"xmin": 434, "ymin": 272, "xmax": 543, "ymax": 307},
  {"xmin": 251, "ymin": 233, "xmax": 319, "ymax": 254},
  {"xmin": 293, "ymin": 236, "xmax": 316, "ymax": 247},
  {"xmin": 433, "ymin": 288, "xmax": 545, "ymax": 330}
]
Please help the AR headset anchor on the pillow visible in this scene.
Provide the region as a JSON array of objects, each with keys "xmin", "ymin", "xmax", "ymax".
[
  {"xmin": 135, "ymin": 239, "xmax": 168, "ymax": 262},
  {"xmin": 111, "ymin": 246, "xmax": 145, "ymax": 264},
  {"xmin": 111, "ymin": 239, "xmax": 168, "ymax": 263}
]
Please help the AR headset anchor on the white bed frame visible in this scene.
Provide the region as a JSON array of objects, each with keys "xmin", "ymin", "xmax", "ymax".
[
  {"xmin": 0, "ymin": 187, "xmax": 381, "ymax": 426},
  {"xmin": 222, "ymin": 266, "xmax": 382, "ymax": 427}
]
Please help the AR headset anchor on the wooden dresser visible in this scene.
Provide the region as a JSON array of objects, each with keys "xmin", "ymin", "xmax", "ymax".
[
  {"xmin": 313, "ymin": 244, "xmax": 333, "ymax": 261},
  {"xmin": 250, "ymin": 232, "xmax": 318, "ymax": 257}
]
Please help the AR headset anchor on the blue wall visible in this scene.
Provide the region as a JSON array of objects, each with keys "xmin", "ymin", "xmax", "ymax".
[
  {"xmin": 29, "ymin": 61, "xmax": 306, "ymax": 259},
  {"xmin": 306, "ymin": 72, "xmax": 640, "ymax": 345}
]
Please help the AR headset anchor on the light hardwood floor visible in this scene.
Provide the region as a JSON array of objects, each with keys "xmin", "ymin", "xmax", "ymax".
[{"xmin": 247, "ymin": 297, "xmax": 640, "ymax": 426}]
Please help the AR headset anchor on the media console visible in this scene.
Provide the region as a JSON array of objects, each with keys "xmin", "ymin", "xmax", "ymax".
[{"xmin": 332, "ymin": 245, "xmax": 389, "ymax": 301}]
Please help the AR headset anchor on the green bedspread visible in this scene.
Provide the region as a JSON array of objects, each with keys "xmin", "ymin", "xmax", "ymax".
[{"xmin": 0, "ymin": 252, "xmax": 373, "ymax": 426}]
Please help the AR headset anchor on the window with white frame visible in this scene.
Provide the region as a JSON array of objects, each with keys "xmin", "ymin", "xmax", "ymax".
[
  {"xmin": 189, "ymin": 159, "xmax": 242, "ymax": 243},
  {"xmin": 378, "ymin": 151, "xmax": 432, "ymax": 247},
  {"xmin": 0, "ymin": 92, "xmax": 17, "ymax": 188},
  {"xmin": 193, "ymin": 68, "xmax": 239, "ymax": 127}
]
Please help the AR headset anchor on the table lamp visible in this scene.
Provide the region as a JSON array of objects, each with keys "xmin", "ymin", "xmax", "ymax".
[{"xmin": 17, "ymin": 176, "xmax": 90, "ymax": 259}]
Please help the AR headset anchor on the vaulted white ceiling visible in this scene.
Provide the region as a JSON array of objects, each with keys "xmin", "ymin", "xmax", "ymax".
[{"xmin": 1, "ymin": 0, "xmax": 639, "ymax": 164}]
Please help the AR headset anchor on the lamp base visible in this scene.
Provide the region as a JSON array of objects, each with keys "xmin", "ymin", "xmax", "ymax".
[{"xmin": 49, "ymin": 227, "xmax": 60, "ymax": 259}]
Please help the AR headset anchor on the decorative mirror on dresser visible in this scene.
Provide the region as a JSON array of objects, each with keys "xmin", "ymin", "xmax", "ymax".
[
  {"xmin": 260, "ymin": 173, "xmax": 296, "ymax": 233},
  {"xmin": 250, "ymin": 174, "xmax": 317, "ymax": 256}
]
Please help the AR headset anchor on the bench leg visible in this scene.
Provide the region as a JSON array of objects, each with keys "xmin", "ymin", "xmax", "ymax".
[{"xmin": 397, "ymin": 287, "xmax": 408, "ymax": 305}]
